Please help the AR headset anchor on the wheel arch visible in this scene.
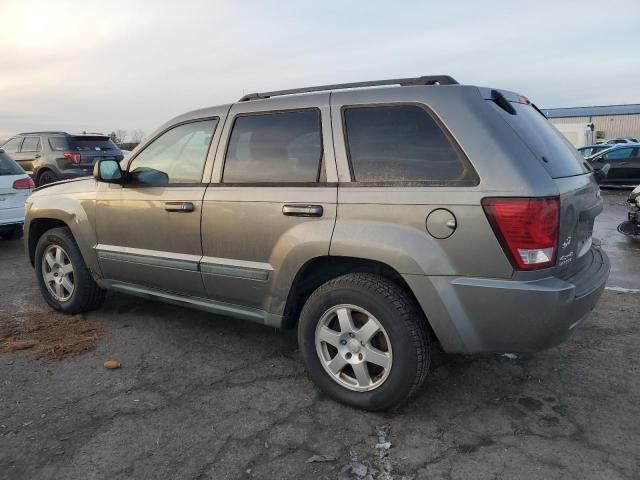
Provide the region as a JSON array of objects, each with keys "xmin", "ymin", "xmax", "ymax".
[
  {"xmin": 28, "ymin": 218, "xmax": 68, "ymax": 265},
  {"xmin": 35, "ymin": 167, "xmax": 56, "ymax": 186},
  {"xmin": 25, "ymin": 199, "xmax": 101, "ymax": 279},
  {"xmin": 283, "ymin": 256, "xmax": 437, "ymax": 338}
]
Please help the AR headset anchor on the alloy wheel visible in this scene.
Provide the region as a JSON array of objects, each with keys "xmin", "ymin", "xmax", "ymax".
[
  {"xmin": 315, "ymin": 304, "xmax": 392, "ymax": 392},
  {"xmin": 42, "ymin": 244, "xmax": 75, "ymax": 301}
]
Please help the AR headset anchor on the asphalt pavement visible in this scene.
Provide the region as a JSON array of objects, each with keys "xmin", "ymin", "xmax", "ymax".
[{"xmin": 0, "ymin": 189, "xmax": 638, "ymax": 480}]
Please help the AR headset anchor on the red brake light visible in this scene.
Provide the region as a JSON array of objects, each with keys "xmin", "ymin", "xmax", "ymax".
[
  {"xmin": 13, "ymin": 177, "xmax": 35, "ymax": 189},
  {"xmin": 63, "ymin": 152, "xmax": 82, "ymax": 164},
  {"xmin": 482, "ymin": 197, "xmax": 559, "ymax": 270}
]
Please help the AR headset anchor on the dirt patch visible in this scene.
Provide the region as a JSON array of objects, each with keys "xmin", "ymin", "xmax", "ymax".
[{"xmin": 0, "ymin": 311, "xmax": 105, "ymax": 360}]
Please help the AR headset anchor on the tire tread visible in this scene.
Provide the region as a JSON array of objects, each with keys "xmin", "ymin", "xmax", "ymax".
[{"xmin": 301, "ymin": 272, "xmax": 431, "ymax": 410}]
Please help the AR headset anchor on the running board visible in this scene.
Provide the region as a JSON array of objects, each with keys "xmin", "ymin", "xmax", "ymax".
[{"xmin": 99, "ymin": 280, "xmax": 284, "ymax": 328}]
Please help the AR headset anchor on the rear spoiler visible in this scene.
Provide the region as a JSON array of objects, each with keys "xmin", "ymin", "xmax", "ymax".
[{"xmin": 478, "ymin": 87, "xmax": 546, "ymax": 117}]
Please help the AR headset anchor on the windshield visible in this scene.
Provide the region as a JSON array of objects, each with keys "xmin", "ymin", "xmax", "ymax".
[{"xmin": 0, "ymin": 152, "xmax": 24, "ymax": 175}]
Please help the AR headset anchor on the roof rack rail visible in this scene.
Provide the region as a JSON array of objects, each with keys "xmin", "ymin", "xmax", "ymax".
[
  {"xmin": 18, "ymin": 131, "xmax": 68, "ymax": 135},
  {"xmin": 239, "ymin": 75, "xmax": 459, "ymax": 102}
]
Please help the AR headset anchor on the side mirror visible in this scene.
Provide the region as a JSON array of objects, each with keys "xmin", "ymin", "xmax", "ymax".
[
  {"xmin": 594, "ymin": 163, "xmax": 610, "ymax": 183},
  {"xmin": 93, "ymin": 158, "xmax": 123, "ymax": 183}
]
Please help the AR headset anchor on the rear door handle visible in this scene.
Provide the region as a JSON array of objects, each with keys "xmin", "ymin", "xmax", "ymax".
[
  {"xmin": 282, "ymin": 204, "xmax": 323, "ymax": 217},
  {"xmin": 165, "ymin": 202, "xmax": 194, "ymax": 212}
]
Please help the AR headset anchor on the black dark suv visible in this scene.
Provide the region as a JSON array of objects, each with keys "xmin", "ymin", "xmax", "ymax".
[{"xmin": 1, "ymin": 132, "xmax": 124, "ymax": 186}]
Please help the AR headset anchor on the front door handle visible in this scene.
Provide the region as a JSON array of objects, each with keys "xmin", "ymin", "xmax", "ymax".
[
  {"xmin": 165, "ymin": 202, "xmax": 194, "ymax": 212},
  {"xmin": 282, "ymin": 204, "xmax": 323, "ymax": 217}
]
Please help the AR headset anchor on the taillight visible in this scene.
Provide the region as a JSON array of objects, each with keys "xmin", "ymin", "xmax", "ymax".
[
  {"xmin": 63, "ymin": 152, "xmax": 82, "ymax": 164},
  {"xmin": 482, "ymin": 197, "xmax": 559, "ymax": 270},
  {"xmin": 13, "ymin": 177, "xmax": 35, "ymax": 190}
]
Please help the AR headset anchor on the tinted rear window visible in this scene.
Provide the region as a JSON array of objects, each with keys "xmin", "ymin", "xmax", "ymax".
[
  {"xmin": 0, "ymin": 152, "xmax": 24, "ymax": 175},
  {"xmin": 71, "ymin": 136, "xmax": 118, "ymax": 151},
  {"xmin": 343, "ymin": 105, "xmax": 475, "ymax": 184},
  {"xmin": 496, "ymin": 102, "xmax": 589, "ymax": 178},
  {"xmin": 223, "ymin": 110, "xmax": 322, "ymax": 183}
]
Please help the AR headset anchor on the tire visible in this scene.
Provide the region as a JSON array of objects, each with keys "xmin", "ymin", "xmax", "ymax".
[
  {"xmin": 298, "ymin": 273, "xmax": 431, "ymax": 411},
  {"xmin": 34, "ymin": 227, "xmax": 105, "ymax": 314},
  {"xmin": 0, "ymin": 226, "xmax": 23, "ymax": 240},
  {"xmin": 37, "ymin": 169, "xmax": 58, "ymax": 186}
]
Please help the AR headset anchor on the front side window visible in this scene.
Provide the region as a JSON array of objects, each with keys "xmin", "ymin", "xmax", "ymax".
[
  {"xmin": 20, "ymin": 136, "xmax": 41, "ymax": 152},
  {"xmin": 127, "ymin": 119, "xmax": 217, "ymax": 185},
  {"xmin": 223, "ymin": 110, "xmax": 322, "ymax": 183},
  {"xmin": 3, "ymin": 137, "xmax": 23, "ymax": 153},
  {"xmin": 343, "ymin": 105, "xmax": 473, "ymax": 184}
]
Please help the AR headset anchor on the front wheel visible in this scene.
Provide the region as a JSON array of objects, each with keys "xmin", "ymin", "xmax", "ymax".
[
  {"xmin": 34, "ymin": 227, "xmax": 105, "ymax": 314},
  {"xmin": 298, "ymin": 273, "xmax": 431, "ymax": 411}
]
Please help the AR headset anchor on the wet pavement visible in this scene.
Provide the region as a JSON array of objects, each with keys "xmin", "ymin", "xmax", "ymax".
[{"xmin": 594, "ymin": 189, "xmax": 639, "ymax": 290}]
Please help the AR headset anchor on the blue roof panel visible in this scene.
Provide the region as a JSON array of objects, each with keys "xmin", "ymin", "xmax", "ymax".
[{"xmin": 543, "ymin": 104, "xmax": 640, "ymax": 118}]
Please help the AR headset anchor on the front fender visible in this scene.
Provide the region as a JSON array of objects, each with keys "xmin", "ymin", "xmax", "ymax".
[{"xmin": 25, "ymin": 190, "xmax": 101, "ymax": 278}]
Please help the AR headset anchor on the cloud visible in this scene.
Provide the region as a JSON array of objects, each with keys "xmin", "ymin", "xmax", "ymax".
[{"xmin": 0, "ymin": 0, "xmax": 638, "ymax": 139}]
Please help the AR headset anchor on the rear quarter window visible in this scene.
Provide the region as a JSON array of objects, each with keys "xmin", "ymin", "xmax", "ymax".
[
  {"xmin": 342, "ymin": 104, "xmax": 477, "ymax": 185},
  {"xmin": 493, "ymin": 102, "xmax": 589, "ymax": 178},
  {"xmin": 49, "ymin": 137, "xmax": 70, "ymax": 151}
]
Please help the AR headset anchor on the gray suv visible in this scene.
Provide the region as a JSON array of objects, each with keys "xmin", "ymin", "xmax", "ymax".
[
  {"xmin": 24, "ymin": 76, "xmax": 610, "ymax": 410},
  {"xmin": 1, "ymin": 132, "xmax": 123, "ymax": 186}
]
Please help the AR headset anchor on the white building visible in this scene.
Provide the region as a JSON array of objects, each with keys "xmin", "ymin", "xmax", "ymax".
[{"xmin": 544, "ymin": 104, "xmax": 640, "ymax": 143}]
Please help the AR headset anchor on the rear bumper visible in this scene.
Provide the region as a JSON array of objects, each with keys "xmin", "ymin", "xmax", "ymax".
[
  {"xmin": 404, "ymin": 247, "xmax": 610, "ymax": 354},
  {"xmin": 0, "ymin": 206, "xmax": 25, "ymax": 228}
]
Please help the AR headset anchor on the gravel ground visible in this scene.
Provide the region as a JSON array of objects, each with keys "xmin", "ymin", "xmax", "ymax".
[{"xmin": 0, "ymin": 190, "xmax": 639, "ymax": 480}]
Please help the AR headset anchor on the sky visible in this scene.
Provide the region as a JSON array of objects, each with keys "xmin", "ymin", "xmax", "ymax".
[{"xmin": 1, "ymin": 0, "xmax": 639, "ymax": 141}]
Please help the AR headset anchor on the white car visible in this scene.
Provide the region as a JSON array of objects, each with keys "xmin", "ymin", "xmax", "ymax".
[{"xmin": 0, "ymin": 149, "xmax": 34, "ymax": 240}]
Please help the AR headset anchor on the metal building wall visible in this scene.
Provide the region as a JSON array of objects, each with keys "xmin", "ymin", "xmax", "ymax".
[{"xmin": 550, "ymin": 114, "xmax": 640, "ymax": 140}]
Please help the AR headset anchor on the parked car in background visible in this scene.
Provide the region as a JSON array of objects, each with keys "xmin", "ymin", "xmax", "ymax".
[
  {"xmin": 0, "ymin": 148, "xmax": 34, "ymax": 240},
  {"xmin": 604, "ymin": 138, "xmax": 639, "ymax": 145},
  {"xmin": 1, "ymin": 132, "xmax": 124, "ymax": 186},
  {"xmin": 578, "ymin": 144, "xmax": 611, "ymax": 158},
  {"xmin": 24, "ymin": 76, "xmax": 609, "ymax": 410},
  {"xmin": 587, "ymin": 143, "xmax": 640, "ymax": 185}
]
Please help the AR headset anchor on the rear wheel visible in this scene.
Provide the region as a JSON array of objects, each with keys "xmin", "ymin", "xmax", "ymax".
[
  {"xmin": 35, "ymin": 227, "xmax": 105, "ymax": 314},
  {"xmin": 0, "ymin": 226, "xmax": 23, "ymax": 240},
  {"xmin": 37, "ymin": 170, "xmax": 58, "ymax": 186},
  {"xmin": 298, "ymin": 273, "xmax": 431, "ymax": 411}
]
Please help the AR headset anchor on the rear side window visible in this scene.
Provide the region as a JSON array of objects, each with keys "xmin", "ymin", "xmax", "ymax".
[
  {"xmin": 604, "ymin": 147, "xmax": 636, "ymax": 161},
  {"xmin": 0, "ymin": 152, "xmax": 24, "ymax": 175},
  {"xmin": 342, "ymin": 105, "xmax": 474, "ymax": 184},
  {"xmin": 2, "ymin": 137, "xmax": 23, "ymax": 153},
  {"xmin": 223, "ymin": 110, "xmax": 322, "ymax": 183},
  {"xmin": 20, "ymin": 136, "xmax": 41, "ymax": 152},
  {"xmin": 49, "ymin": 137, "xmax": 70, "ymax": 151},
  {"xmin": 495, "ymin": 102, "xmax": 589, "ymax": 178},
  {"xmin": 71, "ymin": 136, "xmax": 117, "ymax": 151}
]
